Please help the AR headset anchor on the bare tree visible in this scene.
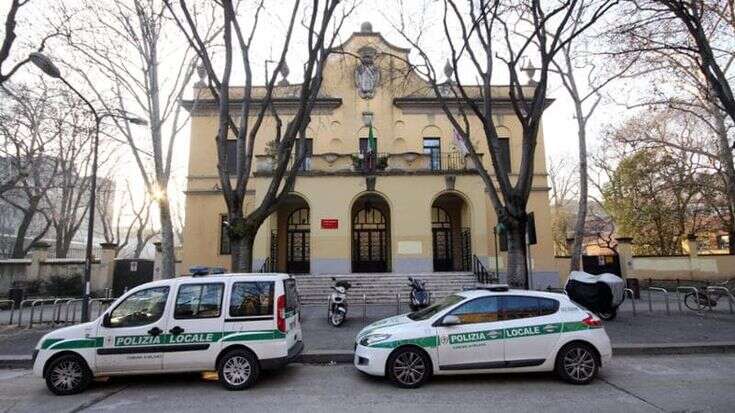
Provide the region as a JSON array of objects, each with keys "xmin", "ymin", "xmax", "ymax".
[
  {"xmin": 51, "ymin": 0, "xmax": 220, "ymax": 277},
  {"xmin": 392, "ymin": 0, "xmax": 616, "ymax": 287},
  {"xmin": 550, "ymin": 2, "xmax": 633, "ymax": 271},
  {"xmin": 0, "ymin": 82, "xmax": 62, "ymax": 257},
  {"xmin": 612, "ymin": 0, "xmax": 735, "ymax": 251},
  {"xmin": 43, "ymin": 89, "xmax": 98, "ymax": 258},
  {"xmin": 547, "ymin": 155, "xmax": 578, "ymax": 254},
  {"xmin": 98, "ymin": 178, "xmax": 156, "ymax": 257},
  {"xmin": 165, "ymin": 0, "xmax": 355, "ymax": 271},
  {"xmin": 0, "ymin": 0, "xmax": 31, "ymax": 84}
]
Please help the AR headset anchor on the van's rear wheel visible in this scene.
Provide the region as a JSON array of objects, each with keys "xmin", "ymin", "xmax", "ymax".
[
  {"xmin": 218, "ymin": 349, "xmax": 259, "ymax": 390},
  {"xmin": 45, "ymin": 354, "xmax": 91, "ymax": 395},
  {"xmin": 387, "ymin": 347, "xmax": 431, "ymax": 388}
]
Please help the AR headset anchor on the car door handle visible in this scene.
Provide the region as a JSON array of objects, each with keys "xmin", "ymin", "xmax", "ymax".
[
  {"xmin": 148, "ymin": 327, "xmax": 163, "ymax": 336},
  {"xmin": 169, "ymin": 326, "xmax": 185, "ymax": 335}
]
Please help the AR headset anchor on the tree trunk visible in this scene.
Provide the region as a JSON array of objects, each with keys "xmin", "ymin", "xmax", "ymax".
[
  {"xmin": 504, "ymin": 216, "xmax": 529, "ymax": 289},
  {"xmin": 571, "ymin": 110, "xmax": 588, "ymax": 272},
  {"xmin": 11, "ymin": 211, "xmax": 32, "ymax": 258},
  {"xmin": 158, "ymin": 198, "xmax": 176, "ymax": 278},
  {"xmin": 712, "ymin": 104, "xmax": 735, "ymax": 255},
  {"xmin": 240, "ymin": 232, "xmax": 255, "ymax": 273}
]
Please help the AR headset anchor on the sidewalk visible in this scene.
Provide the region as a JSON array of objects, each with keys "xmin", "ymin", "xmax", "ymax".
[{"xmin": 1, "ymin": 299, "xmax": 734, "ymax": 366}]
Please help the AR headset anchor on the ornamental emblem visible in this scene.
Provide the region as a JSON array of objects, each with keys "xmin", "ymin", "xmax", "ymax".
[
  {"xmin": 355, "ymin": 47, "xmax": 380, "ymax": 99},
  {"xmin": 440, "ymin": 335, "xmax": 449, "ymax": 345}
]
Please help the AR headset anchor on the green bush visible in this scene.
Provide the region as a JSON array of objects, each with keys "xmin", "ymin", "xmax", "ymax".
[{"xmin": 44, "ymin": 274, "xmax": 83, "ymax": 297}]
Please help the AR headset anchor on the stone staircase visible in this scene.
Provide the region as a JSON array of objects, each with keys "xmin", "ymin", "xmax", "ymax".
[{"xmin": 293, "ymin": 272, "xmax": 477, "ymax": 306}]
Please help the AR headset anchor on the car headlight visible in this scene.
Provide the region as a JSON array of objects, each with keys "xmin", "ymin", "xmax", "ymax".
[{"xmin": 360, "ymin": 334, "xmax": 392, "ymax": 347}]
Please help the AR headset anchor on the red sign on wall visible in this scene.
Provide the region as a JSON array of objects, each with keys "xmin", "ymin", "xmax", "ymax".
[{"xmin": 321, "ymin": 219, "xmax": 339, "ymax": 229}]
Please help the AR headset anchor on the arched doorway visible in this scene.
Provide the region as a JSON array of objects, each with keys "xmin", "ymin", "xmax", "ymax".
[
  {"xmin": 352, "ymin": 193, "xmax": 391, "ymax": 273},
  {"xmin": 270, "ymin": 194, "xmax": 310, "ymax": 274},
  {"xmin": 286, "ymin": 207, "xmax": 310, "ymax": 273},
  {"xmin": 432, "ymin": 206, "xmax": 453, "ymax": 271},
  {"xmin": 431, "ymin": 192, "xmax": 471, "ymax": 272}
]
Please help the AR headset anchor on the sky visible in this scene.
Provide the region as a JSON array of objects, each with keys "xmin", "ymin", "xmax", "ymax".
[{"xmin": 1, "ymin": 0, "xmax": 637, "ymax": 233}]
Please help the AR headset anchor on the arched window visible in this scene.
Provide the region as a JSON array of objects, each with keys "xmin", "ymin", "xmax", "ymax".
[
  {"xmin": 287, "ymin": 208, "xmax": 310, "ymax": 230},
  {"xmin": 353, "ymin": 206, "xmax": 386, "ymax": 230},
  {"xmin": 432, "ymin": 207, "xmax": 451, "ymax": 229}
]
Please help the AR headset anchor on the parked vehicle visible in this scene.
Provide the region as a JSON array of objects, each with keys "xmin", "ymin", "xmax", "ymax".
[
  {"xmin": 33, "ymin": 273, "xmax": 302, "ymax": 395},
  {"xmin": 408, "ymin": 277, "xmax": 431, "ymax": 311},
  {"xmin": 564, "ymin": 271, "xmax": 625, "ymax": 320},
  {"xmin": 327, "ymin": 277, "xmax": 351, "ymax": 327},
  {"xmin": 354, "ymin": 285, "xmax": 612, "ymax": 388}
]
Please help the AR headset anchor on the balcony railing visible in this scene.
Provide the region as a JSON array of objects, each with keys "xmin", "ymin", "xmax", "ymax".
[{"xmin": 254, "ymin": 152, "xmax": 483, "ymax": 175}]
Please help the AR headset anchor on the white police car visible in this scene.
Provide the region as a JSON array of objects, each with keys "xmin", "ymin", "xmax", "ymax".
[
  {"xmin": 33, "ymin": 273, "xmax": 302, "ymax": 395},
  {"xmin": 354, "ymin": 285, "xmax": 612, "ymax": 388}
]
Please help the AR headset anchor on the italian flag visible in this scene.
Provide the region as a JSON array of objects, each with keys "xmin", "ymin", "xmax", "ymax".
[{"xmin": 368, "ymin": 125, "xmax": 377, "ymax": 153}]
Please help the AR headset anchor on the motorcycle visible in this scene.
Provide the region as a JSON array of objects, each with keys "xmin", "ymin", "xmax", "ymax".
[
  {"xmin": 327, "ymin": 277, "xmax": 351, "ymax": 327},
  {"xmin": 408, "ymin": 277, "xmax": 431, "ymax": 311}
]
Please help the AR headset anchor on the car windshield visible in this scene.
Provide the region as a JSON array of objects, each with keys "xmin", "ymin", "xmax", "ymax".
[{"xmin": 408, "ymin": 294, "xmax": 465, "ymax": 321}]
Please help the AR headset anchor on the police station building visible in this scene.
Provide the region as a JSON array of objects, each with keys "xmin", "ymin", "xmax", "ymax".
[{"xmin": 180, "ymin": 23, "xmax": 559, "ymax": 284}]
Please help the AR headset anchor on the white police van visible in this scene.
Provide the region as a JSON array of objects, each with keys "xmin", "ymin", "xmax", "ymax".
[
  {"xmin": 33, "ymin": 273, "xmax": 302, "ymax": 395},
  {"xmin": 354, "ymin": 285, "xmax": 612, "ymax": 388}
]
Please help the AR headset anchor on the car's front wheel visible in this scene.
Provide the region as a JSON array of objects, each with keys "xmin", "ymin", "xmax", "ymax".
[
  {"xmin": 218, "ymin": 349, "xmax": 260, "ymax": 390},
  {"xmin": 555, "ymin": 343, "xmax": 599, "ymax": 385},
  {"xmin": 387, "ymin": 347, "xmax": 431, "ymax": 388},
  {"xmin": 45, "ymin": 354, "xmax": 92, "ymax": 395}
]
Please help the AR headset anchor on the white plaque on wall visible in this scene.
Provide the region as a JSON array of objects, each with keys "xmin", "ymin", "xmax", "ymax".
[{"xmin": 398, "ymin": 241, "xmax": 422, "ymax": 255}]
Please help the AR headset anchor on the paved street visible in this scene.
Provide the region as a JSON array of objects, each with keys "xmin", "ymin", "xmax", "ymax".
[{"xmin": 1, "ymin": 354, "xmax": 734, "ymax": 412}]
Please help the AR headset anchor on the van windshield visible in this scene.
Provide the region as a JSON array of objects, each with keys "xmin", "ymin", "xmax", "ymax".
[{"xmin": 408, "ymin": 294, "xmax": 465, "ymax": 321}]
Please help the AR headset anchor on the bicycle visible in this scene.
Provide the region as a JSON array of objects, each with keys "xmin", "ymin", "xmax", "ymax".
[{"xmin": 684, "ymin": 279, "xmax": 735, "ymax": 311}]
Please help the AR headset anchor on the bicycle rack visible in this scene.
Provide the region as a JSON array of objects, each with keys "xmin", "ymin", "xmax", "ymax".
[
  {"xmin": 90, "ymin": 298, "xmax": 115, "ymax": 319},
  {"xmin": 52, "ymin": 298, "xmax": 73, "ymax": 323},
  {"xmin": 647, "ymin": 287, "xmax": 670, "ymax": 315},
  {"xmin": 707, "ymin": 286, "xmax": 735, "ymax": 314},
  {"xmin": 0, "ymin": 300, "xmax": 15, "ymax": 325},
  {"xmin": 17, "ymin": 299, "xmax": 35, "ymax": 327},
  {"xmin": 676, "ymin": 286, "xmax": 704, "ymax": 315},
  {"xmin": 29, "ymin": 299, "xmax": 51, "ymax": 328},
  {"xmin": 624, "ymin": 288, "xmax": 636, "ymax": 315},
  {"xmin": 64, "ymin": 299, "xmax": 83, "ymax": 324}
]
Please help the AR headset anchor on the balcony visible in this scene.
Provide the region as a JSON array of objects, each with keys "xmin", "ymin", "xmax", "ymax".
[{"xmin": 254, "ymin": 152, "xmax": 483, "ymax": 176}]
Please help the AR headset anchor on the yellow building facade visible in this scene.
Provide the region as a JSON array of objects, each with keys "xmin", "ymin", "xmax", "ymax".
[{"xmin": 182, "ymin": 24, "xmax": 559, "ymax": 287}]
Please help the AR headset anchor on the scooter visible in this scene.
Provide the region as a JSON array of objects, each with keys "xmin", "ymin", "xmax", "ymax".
[
  {"xmin": 408, "ymin": 277, "xmax": 431, "ymax": 311},
  {"xmin": 327, "ymin": 277, "xmax": 351, "ymax": 327}
]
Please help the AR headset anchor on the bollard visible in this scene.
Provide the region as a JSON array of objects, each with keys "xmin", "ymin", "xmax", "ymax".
[
  {"xmin": 624, "ymin": 288, "xmax": 636, "ymax": 315},
  {"xmin": 396, "ymin": 291, "xmax": 400, "ymax": 315},
  {"xmin": 362, "ymin": 293, "xmax": 367, "ymax": 323},
  {"xmin": 648, "ymin": 288, "xmax": 653, "ymax": 313}
]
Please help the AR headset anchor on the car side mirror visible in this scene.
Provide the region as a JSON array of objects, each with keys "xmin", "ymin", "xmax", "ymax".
[
  {"xmin": 102, "ymin": 312, "xmax": 112, "ymax": 328},
  {"xmin": 442, "ymin": 315, "xmax": 461, "ymax": 326}
]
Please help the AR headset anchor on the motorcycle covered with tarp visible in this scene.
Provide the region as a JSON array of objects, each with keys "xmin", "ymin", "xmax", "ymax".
[{"xmin": 564, "ymin": 271, "xmax": 625, "ymax": 321}]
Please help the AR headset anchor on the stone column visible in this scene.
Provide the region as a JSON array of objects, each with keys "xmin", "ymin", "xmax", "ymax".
[
  {"xmin": 94, "ymin": 243, "xmax": 118, "ymax": 294},
  {"xmin": 153, "ymin": 241, "xmax": 163, "ymax": 280},
  {"xmin": 28, "ymin": 242, "xmax": 51, "ymax": 282},
  {"xmin": 615, "ymin": 237, "xmax": 633, "ymax": 279}
]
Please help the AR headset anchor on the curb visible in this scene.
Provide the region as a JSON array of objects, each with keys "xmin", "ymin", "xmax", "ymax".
[{"xmin": 3, "ymin": 342, "xmax": 735, "ymax": 369}]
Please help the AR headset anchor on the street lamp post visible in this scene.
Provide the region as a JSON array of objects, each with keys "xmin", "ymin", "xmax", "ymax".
[{"xmin": 29, "ymin": 52, "xmax": 147, "ymax": 322}]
